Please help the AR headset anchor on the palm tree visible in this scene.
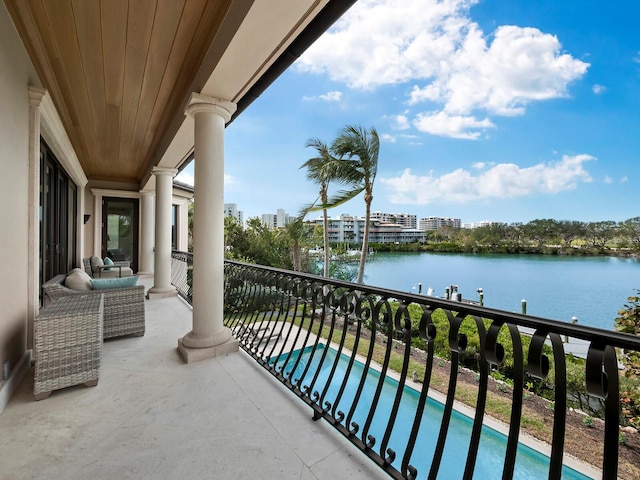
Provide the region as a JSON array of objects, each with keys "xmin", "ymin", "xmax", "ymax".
[
  {"xmin": 329, "ymin": 125, "xmax": 379, "ymax": 284},
  {"xmin": 284, "ymin": 216, "xmax": 307, "ymax": 272},
  {"xmin": 301, "ymin": 139, "xmax": 335, "ymax": 277}
]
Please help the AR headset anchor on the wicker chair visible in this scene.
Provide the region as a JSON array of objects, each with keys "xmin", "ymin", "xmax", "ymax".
[
  {"xmin": 83, "ymin": 257, "xmax": 133, "ymax": 278},
  {"xmin": 43, "ymin": 274, "xmax": 145, "ymax": 339}
]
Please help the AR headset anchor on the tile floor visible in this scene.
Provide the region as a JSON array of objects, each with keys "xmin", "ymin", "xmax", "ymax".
[{"xmin": 0, "ymin": 280, "xmax": 384, "ymax": 480}]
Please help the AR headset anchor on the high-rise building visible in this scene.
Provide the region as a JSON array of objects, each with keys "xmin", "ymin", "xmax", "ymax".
[
  {"xmin": 261, "ymin": 209, "xmax": 292, "ymax": 229},
  {"xmin": 224, "ymin": 203, "xmax": 243, "ymax": 225}
]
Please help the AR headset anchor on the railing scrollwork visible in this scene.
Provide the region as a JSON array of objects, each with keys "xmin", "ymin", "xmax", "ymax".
[{"xmin": 170, "ymin": 253, "xmax": 640, "ymax": 479}]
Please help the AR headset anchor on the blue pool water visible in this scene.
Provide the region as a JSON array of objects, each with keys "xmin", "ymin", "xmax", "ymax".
[{"xmin": 272, "ymin": 345, "xmax": 591, "ymax": 480}]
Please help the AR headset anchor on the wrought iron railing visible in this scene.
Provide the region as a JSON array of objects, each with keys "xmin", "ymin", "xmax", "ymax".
[
  {"xmin": 171, "ymin": 253, "xmax": 640, "ymax": 479},
  {"xmin": 171, "ymin": 250, "xmax": 192, "ymax": 303}
]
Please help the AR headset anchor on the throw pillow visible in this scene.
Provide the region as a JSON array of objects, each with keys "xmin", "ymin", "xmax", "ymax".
[
  {"xmin": 90, "ymin": 255, "xmax": 104, "ymax": 274},
  {"xmin": 103, "ymin": 257, "xmax": 114, "ymax": 271},
  {"xmin": 65, "ymin": 268, "xmax": 92, "ymax": 291},
  {"xmin": 91, "ymin": 275, "xmax": 139, "ymax": 290}
]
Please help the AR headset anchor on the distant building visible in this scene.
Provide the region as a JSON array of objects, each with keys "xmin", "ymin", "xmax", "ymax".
[
  {"xmin": 224, "ymin": 203, "xmax": 243, "ymax": 225},
  {"xmin": 310, "ymin": 213, "xmax": 425, "ymax": 244},
  {"xmin": 261, "ymin": 214, "xmax": 277, "ymax": 229},
  {"xmin": 276, "ymin": 208, "xmax": 290, "ymax": 228},
  {"xmin": 261, "ymin": 208, "xmax": 292, "ymax": 229},
  {"xmin": 370, "ymin": 212, "xmax": 417, "ymax": 229},
  {"xmin": 462, "ymin": 221, "xmax": 499, "ymax": 229},
  {"xmin": 419, "ymin": 216, "xmax": 461, "ymax": 231}
]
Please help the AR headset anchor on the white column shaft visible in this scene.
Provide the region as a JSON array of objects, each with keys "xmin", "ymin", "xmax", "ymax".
[
  {"xmin": 138, "ymin": 192, "xmax": 155, "ymax": 275},
  {"xmin": 28, "ymin": 87, "xmax": 46, "ymax": 348},
  {"xmin": 180, "ymin": 94, "xmax": 237, "ymax": 356},
  {"xmin": 192, "ymin": 111, "xmax": 225, "ymax": 338},
  {"xmin": 149, "ymin": 168, "xmax": 177, "ymax": 295}
]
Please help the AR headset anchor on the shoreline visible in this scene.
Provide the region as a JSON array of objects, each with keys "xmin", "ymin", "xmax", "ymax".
[{"xmin": 367, "ymin": 241, "xmax": 639, "ymax": 257}]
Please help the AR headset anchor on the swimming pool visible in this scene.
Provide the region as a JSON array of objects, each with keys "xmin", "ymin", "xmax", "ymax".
[{"xmin": 271, "ymin": 344, "xmax": 591, "ymax": 480}]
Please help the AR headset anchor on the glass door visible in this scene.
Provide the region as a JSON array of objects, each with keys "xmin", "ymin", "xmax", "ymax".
[
  {"xmin": 40, "ymin": 140, "xmax": 77, "ymax": 286},
  {"xmin": 102, "ymin": 198, "xmax": 139, "ymax": 272}
]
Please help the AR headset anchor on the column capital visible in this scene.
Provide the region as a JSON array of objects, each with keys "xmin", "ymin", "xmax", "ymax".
[
  {"xmin": 152, "ymin": 166, "xmax": 178, "ymax": 177},
  {"xmin": 28, "ymin": 86, "xmax": 47, "ymax": 108},
  {"xmin": 185, "ymin": 93, "xmax": 237, "ymax": 123}
]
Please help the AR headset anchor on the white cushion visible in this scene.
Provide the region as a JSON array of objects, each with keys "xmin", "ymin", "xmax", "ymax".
[
  {"xmin": 90, "ymin": 256, "xmax": 104, "ymax": 273},
  {"xmin": 65, "ymin": 268, "xmax": 92, "ymax": 291}
]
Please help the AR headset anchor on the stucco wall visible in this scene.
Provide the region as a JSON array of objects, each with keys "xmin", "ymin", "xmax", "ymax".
[{"xmin": 0, "ymin": 4, "xmax": 39, "ymax": 386}]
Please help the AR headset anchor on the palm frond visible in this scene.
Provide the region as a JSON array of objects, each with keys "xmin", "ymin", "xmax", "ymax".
[
  {"xmin": 306, "ymin": 187, "xmax": 363, "ymax": 213},
  {"xmin": 298, "ymin": 197, "xmax": 321, "ymax": 219},
  {"xmin": 325, "ymin": 187, "xmax": 365, "ymax": 208},
  {"xmin": 330, "ymin": 124, "xmax": 379, "ymax": 190}
]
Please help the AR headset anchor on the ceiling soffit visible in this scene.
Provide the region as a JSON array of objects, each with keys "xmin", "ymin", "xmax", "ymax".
[
  {"xmin": 4, "ymin": 0, "xmax": 244, "ymax": 185},
  {"xmin": 4, "ymin": 0, "xmax": 356, "ymax": 187}
]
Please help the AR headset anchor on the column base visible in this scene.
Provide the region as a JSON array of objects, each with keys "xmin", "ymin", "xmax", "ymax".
[
  {"xmin": 178, "ymin": 336, "xmax": 239, "ymax": 363},
  {"xmin": 146, "ymin": 285, "xmax": 178, "ymax": 299}
]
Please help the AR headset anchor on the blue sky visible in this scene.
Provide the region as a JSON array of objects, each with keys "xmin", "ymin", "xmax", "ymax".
[{"xmin": 177, "ymin": 0, "xmax": 640, "ymax": 226}]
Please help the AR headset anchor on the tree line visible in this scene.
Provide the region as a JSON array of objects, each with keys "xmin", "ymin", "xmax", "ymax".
[{"xmin": 391, "ymin": 217, "xmax": 640, "ymax": 255}]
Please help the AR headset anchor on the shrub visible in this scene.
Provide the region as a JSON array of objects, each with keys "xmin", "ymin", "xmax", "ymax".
[
  {"xmin": 615, "ymin": 291, "xmax": 640, "ymax": 428},
  {"xmin": 619, "ymin": 431, "xmax": 627, "ymax": 445}
]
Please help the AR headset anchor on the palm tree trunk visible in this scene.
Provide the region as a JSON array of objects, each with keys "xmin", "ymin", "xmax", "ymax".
[
  {"xmin": 323, "ymin": 207, "xmax": 330, "ymax": 277},
  {"xmin": 356, "ymin": 195, "xmax": 372, "ymax": 284},
  {"xmin": 292, "ymin": 240, "xmax": 301, "ymax": 271}
]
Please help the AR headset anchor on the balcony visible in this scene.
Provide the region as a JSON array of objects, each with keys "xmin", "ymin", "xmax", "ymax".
[
  {"xmin": 3, "ymin": 256, "xmax": 640, "ymax": 479},
  {"xmin": 0, "ymin": 274, "xmax": 381, "ymax": 479}
]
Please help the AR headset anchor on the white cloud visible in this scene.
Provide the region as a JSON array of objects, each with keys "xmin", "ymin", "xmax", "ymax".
[
  {"xmin": 381, "ymin": 133, "xmax": 396, "ymax": 142},
  {"xmin": 302, "ymin": 90, "xmax": 343, "ymax": 102},
  {"xmin": 621, "ymin": 176, "xmax": 629, "ymax": 183},
  {"xmin": 391, "ymin": 114, "xmax": 410, "ymax": 130},
  {"xmin": 297, "ymin": 0, "xmax": 588, "ymax": 139},
  {"xmin": 413, "ymin": 111, "xmax": 495, "ymax": 140},
  {"xmin": 380, "ymin": 154, "xmax": 595, "ymax": 205},
  {"xmin": 592, "ymin": 84, "xmax": 606, "ymax": 94},
  {"xmin": 176, "ymin": 170, "xmax": 236, "ymax": 186},
  {"xmin": 175, "ymin": 171, "xmax": 194, "ymax": 186},
  {"xmin": 472, "ymin": 162, "xmax": 486, "ymax": 169},
  {"xmin": 604, "ymin": 175, "xmax": 613, "ymax": 184}
]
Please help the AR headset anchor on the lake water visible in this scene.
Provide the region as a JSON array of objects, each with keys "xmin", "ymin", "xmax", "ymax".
[{"xmin": 361, "ymin": 252, "xmax": 640, "ymax": 330}]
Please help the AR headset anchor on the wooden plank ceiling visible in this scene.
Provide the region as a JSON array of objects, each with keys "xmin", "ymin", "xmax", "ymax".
[{"xmin": 5, "ymin": 0, "xmax": 245, "ymax": 185}]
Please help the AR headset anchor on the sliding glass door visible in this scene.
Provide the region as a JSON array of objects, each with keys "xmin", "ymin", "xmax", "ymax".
[{"xmin": 102, "ymin": 197, "xmax": 139, "ymax": 273}]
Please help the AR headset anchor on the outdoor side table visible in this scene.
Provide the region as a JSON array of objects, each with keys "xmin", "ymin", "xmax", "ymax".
[{"xmin": 34, "ymin": 294, "xmax": 104, "ymax": 400}]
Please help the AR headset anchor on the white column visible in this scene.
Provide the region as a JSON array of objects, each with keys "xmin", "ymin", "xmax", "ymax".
[
  {"xmin": 148, "ymin": 167, "xmax": 177, "ymax": 297},
  {"xmin": 176, "ymin": 201, "xmax": 189, "ymax": 252},
  {"xmin": 138, "ymin": 191, "xmax": 155, "ymax": 276},
  {"xmin": 178, "ymin": 93, "xmax": 238, "ymax": 362},
  {"xmin": 27, "ymin": 86, "xmax": 47, "ymax": 349}
]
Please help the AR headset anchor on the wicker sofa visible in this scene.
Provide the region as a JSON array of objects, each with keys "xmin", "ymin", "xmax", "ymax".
[{"xmin": 43, "ymin": 274, "xmax": 145, "ymax": 339}]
